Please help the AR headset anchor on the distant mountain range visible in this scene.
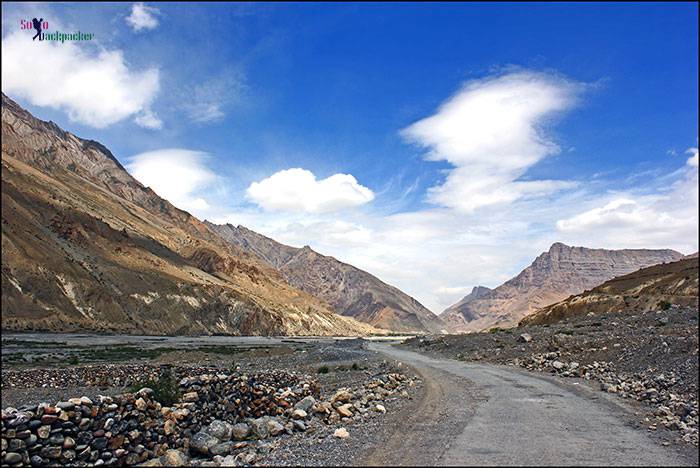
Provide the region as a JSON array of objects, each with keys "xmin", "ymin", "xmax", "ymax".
[
  {"xmin": 207, "ymin": 223, "xmax": 445, "ymax": 333},
  {"xmin": 1, "ymin": 93, "xmax": 690, "ymax": 337},
  {"xmin": 0, "ymin": 93, "xmax": 377, "ymax": 336},
  {"xmin": 441, "ymin": 242, "xmax": 683, "ymax": 332},
  {"xmin": 521, "ymin": 255, "xmax": 699, "ymax": 326}
]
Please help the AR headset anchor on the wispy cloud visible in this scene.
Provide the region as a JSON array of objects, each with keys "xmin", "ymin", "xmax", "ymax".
[
  {"xmin": 557, "ymin": 147, "xmax": 698, "ymax": 252},
  {"xmin": 126, "ymin": 3, "xmax": 160, "ymax": 32},
  {"xmin": 401, "ymin": 71, "xmax": 582, "ymax": 212},
  {"xmin": 181, "ymin": 72, "xmax": 246, "ymax": 123}
]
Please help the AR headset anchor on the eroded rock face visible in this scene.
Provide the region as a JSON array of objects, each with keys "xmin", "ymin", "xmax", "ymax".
[
  {"xmin": 0, "ymin": 93, "xmax": 377, "ymax": 337},
  {"xmin": 522, "ymin": 256, "xmax": 699, "ymax": 326},
  {"xmin": 441, "ymin": 243, "xmax": 683, "ymax": 332},
  {"xmin": 208, "ymin": 223, "xmax": 445, "ymax": 334}
]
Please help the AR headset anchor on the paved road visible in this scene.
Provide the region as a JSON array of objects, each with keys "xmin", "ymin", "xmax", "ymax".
[{"xmin": 365, "ymin": 343, "xmax": 694, "ymax": 466}]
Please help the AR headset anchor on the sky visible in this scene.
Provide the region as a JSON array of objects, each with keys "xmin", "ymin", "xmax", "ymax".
[{"xmin": 2, "ymin": 2, "xmax": 698, "ymax": 313}]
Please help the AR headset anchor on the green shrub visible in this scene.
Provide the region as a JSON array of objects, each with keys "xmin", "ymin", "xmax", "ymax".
[
  {"xmin": 317, "ymin": 366, "xmax": 329, "ymax": 374},
  {"xmin": 659, "ymin": 300, "xmax": 672, "ymax": 310},
  {"xmin": 129, "ymin": 370, "xmax": 180, "ymax": 407}
]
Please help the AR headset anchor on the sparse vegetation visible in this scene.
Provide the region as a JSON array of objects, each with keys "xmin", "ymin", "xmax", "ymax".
[{"xmin": 128, "ymin": 369, "xmax": 180, "ymax": 406}]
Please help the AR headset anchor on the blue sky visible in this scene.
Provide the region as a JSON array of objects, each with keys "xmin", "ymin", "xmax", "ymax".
[{"xmin": 2, "ymin": 2, "xmax": 698, "ymax": 312}]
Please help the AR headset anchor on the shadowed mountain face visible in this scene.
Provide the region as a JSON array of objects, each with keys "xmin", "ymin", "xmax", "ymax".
[
  {"xmin": 441, "ymin": 243, "xmax": 683, "ymax": 333},
  {"xmin": 1, "ymin": 94, "xmax": 378, "ymax": 336},
  {"xmin": 521, "ymin": 256, "xmax": 699, "ymax": 326},
  {"xmin": 208, "ymin": 223, "xmax": 445, "ymax": 334}
]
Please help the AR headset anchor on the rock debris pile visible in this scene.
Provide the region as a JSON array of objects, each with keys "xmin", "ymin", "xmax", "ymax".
[{"xmin": 2, "ymin": 368, "xmax": 418, "ymax": 467}]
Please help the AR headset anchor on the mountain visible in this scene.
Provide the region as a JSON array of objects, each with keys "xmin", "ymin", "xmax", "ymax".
[
  {"xmin": 440, "ymin": 286, "xmax": 492, "ymax": 329},
  {"xmin": 521, "ymin": 256, "xmax": 699, "ymax": 326},
  {"xmin": 1, "ymin": 93, "xmax": 378, "ymax": 336},
  {"xmin": 441, "ymin": 243, "xmax": 683, "ymax": 332},
  {"xmin": 207, "ymin": 223, "xmax": 445, "ymax": 333}
]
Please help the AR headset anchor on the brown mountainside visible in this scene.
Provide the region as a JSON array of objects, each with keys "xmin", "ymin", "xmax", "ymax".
[
  {"xmin": 1, "ymin": 93, "xmax": 377, "ymax": 336},
  {"xmin": 441, "ymin": 242, "xmax": 683, "ymax": 332},
  {"xmin": 521, "ymin": 256, "xmax": 699, "ymax": 326},
  {"xmin": 208, "ymin": 223, "xmax": 445, "ymax": 333}
]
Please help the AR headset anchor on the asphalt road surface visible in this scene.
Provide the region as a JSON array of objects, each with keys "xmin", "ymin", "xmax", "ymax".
[{"xmin": 364, "ymin": 343, "xmax": 695, "ymax": 466}]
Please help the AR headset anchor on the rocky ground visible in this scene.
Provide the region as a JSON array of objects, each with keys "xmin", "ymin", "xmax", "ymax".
[
  {"xmin": 1, "ymin": 338, "xmax": 421, "ymax": 467},
  {"xmin": 403, "ymin": 305, "xmax": 699, "ymax": 448}
]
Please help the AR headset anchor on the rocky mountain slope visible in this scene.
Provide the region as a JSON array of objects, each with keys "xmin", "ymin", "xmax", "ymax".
[
  {"xmin": 440, "ymin": 286, "xmax": 492, "ymax": 329},
  {"xmin": 521, "ymin": 256, "xmax": 699, "ymax": 326},
  {"xmin": 1, "ymin": 93, "xmax": 377, "ymax": 336},
  {"xmin": 208, "ymin": 223, "xmax": 445, "ymax": 333},
  {"xmin": 441, "ymin": 243, "xmax": 683, "ymax": 332}
]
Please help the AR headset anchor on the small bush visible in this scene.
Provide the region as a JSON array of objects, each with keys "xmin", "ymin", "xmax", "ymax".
[
  {"xmin": 351, "ymin": 362, "xmax": 359, "ymax": 371},
  {"xmin": 317, "ymin": 366, "xmax": 329, "ymax": 374},
  {"xmin": 488, "ymin": 327, "xmax": 502, "ymax": 334},
  {"xmin": 67, "ymin": 356, "xmax": 80, "ymax": 365},
  {"xmin": 129, "ymin": 370, "xmax": 180, "ymax": 407},
  {"xmin": 659, "ymin": 300, "xmax": 672, "ymax": 310}
]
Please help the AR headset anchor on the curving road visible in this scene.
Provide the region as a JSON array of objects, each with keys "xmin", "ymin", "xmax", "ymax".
[{"xmin": 364, "ymin": 343, "xmax": 695, "ymax": 466}]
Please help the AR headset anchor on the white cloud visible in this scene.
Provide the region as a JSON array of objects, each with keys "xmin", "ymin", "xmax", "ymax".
[
  {"xmin": 246, "ymin": 168, "xmax": 374, "ymax": 213},
  {"xmin": 556, "ymin": 151, "xmax": 698, "ymax": 253},
  {"xmin": 126, "ymin": 149, "xmax": 218, "ymax": 214},
  {"xmin": 134, "ymin": 109, "xmax": 163, "ymax": 129},
  {"xmin": 1, "ymin": 29, "xmax": 160, "ymax": 128},
  {"xmin": 401, "ymin": 71, "xmax": 581, "ymax": 212},
  {"xmin": 126, "ymin": 3, "xmax": 160, "ymax": 31}
]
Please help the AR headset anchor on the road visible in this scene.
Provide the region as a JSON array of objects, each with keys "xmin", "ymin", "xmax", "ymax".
[{"xmin": 364, "ymin": 343, "xmax": 695, "ymax": 466}]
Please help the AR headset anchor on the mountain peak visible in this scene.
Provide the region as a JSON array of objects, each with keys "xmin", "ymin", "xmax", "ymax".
[{"xmin": 548, "ymin": 242, "xmax": 572, "ymax": 253}]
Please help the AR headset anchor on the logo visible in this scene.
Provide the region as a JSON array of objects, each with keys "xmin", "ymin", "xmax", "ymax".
[{"xmin": 20, "ymin": 18, "xmax": 94, "ymax": 43}]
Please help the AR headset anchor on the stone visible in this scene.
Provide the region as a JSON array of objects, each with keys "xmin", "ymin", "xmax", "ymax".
[
  {"xmin": 205, "ymin": 420, "xmax": 233, "ymax": 441},
  {"xmin": 375, "ymin": 404, "xmax": 386, "ymax": 413},
  {"xmin": 210, "ymin": 442, "xmax": 234, "ymax": 456},
  {"xmin": 336, "ymin": 404, "xmax": 353, "ymax": 418},
  {"xmin": 267, "ymin": 418, "xmax": 285, "ymax": 436},
  {"xmin": 37, "ymin": 424, "xmax": 51, "ymax": 439},
  {"xmin": 221, "ymin": 455, "xmax": 237, "ymax": 467},
  {"xmin": 63, "ymin": 436, "xmax": 76, "ymax": 449},
  {"xmin": 164, "ymin": 419, "xmax": 177, "ymax": 435},
  {"xmin": 250, "ymin": 418, "xmax": 269, "ymax": 439},
  {"xmin": 161, "ymin": 449, "xmax": 189, "ymax": 466},
  {"xmin": 294, "ymin": 396, "xmax": 316, "ymax": 412},
  {"xmin": 518, "ymin": 333, "xmax": 533, "ymax": 343},
  {"xmin": 135, "ymin": 397, "xmax": 147, "ymax": 411},
  {"xmin": 190, "ymin": 431, "xmax": 219, "ymax": 454},
  {"xmin": 3, "ymin": 453, "xmax": 22, "ymax": 465},
  {"xmin": 552, "ymin": 361, "xmax": 566, "ymax": 370},
  {"xmin": 333, "ymin": 427, "xmax": 349, "ymax": 439},
  {"xmin": 292, "ymin": 409, "xmax": 307, "ymax": 419},
  {"xmin": 182, "ymin": 391, "xmax": 199, "ymax": 402},
  {"xmin": 231, "ymin": 423, "xmax": 250, "ymax": 440},
  {"xmin": 41, "ymin": 414, "xmax": 58, "ymax": 425},
  {"xmin": 292, "ymin": 420, "xmax": 306, "ymax": 431},
  {"xmin": 313, "ymin": 401, "xmax": 332, "ymax": 414},
  {"xmin": 332, "ymin": 389, "xmax": 353, "ymax": 403}
]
